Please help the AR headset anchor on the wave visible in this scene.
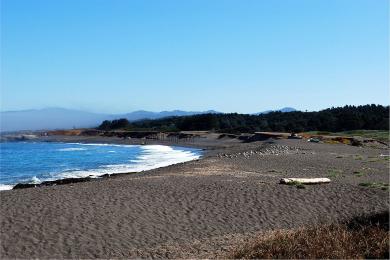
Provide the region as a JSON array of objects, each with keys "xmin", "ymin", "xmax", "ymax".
[
  {"xmin": 0, "ymin": 176, "xmax": 44, "ymax": 190},
  {"xmin": 0, "ymin": 184, "xmax": 14, "ymax": 191},
  {"xmin": 30, "ymin": 176, "xmax": 41, "ymax": 184},
  {"xmin": 1, "ymin": 145, "xmax": 201, "ymax": 190},
  {"xmin": 68, "ymin": 143, "xmax": 137, "ymax": 148},
  {"xmin": 55, "ymin": 145, "xmax": 200, "ymax": 179},
  {"xmin": 57, "ymin": 148, "xmax": 87, "ymax": 151}
]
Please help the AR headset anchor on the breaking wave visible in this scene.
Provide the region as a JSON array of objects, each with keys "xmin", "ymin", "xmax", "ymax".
[
  {"xmin": 58, "ymin": 148, "xmax": 87, "ymax": 151},
  {"xmin": 0, "ymin": 142, "xmax": 202, "ymax": 190}
]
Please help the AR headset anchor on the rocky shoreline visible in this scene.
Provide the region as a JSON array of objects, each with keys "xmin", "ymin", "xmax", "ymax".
[{"xmin": 12, "ymin": 172, "xmax": 141, "ymax": 190}]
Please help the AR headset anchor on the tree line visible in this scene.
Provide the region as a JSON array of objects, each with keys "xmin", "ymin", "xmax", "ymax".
[{"xmin": 98, "ymin": 104, "xmax": 389, "ymax": 133}]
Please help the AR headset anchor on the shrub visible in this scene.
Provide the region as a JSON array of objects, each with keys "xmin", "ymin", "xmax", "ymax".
[{"xmin": 230, "ymin": 212, "xmax": 389, "ymax": 259}]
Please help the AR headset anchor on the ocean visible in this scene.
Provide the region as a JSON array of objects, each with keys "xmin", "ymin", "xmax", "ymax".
[{"xmin": 0, "ymin": 142, "xmax": 202, "ymax": 190}]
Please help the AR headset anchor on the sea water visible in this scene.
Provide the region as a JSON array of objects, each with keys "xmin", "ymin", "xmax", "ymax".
[{"xmin": 0, "ymin": 142, "xmax": 202, "ymax": 190}]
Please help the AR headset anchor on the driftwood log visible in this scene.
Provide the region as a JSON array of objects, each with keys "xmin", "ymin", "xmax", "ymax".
[{"xmin": 280, "ymin": 178, "xmax": 331, "ymax": 184}]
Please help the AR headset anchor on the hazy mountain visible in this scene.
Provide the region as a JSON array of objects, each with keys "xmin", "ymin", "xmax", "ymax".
[
  {"xmin": 1, "ymin": 107, "xmax": 298, "ymax": 132},
  {"xmin": 122, "ymin": 110, "xmax": 219, "ymax": 121},
  {"xmin": 254, "ymin": 107, "xmax": 297, "ymax": 115},
  {"xmin": 0, "ymin": 108, "xmax": 110, "ymax": 132},
  {"xmin": 0, "ymin": 108, "xmax": 220, "ymax": 132}
]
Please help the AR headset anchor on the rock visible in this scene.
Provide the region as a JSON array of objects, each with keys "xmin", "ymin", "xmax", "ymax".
[
  {"xmin": 351, "ymin": 139, "xmax": 363, "ymax": 146},
  {"xmin": 41, "ymin": 177, "xmax": 91, "ymax": 186},
  {"xmin": 13, "ymin": 183, "xmax": 37, "ymax": 189}
]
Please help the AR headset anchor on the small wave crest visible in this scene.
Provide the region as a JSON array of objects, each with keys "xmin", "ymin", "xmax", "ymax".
[
  {"xmin": 69, "ymin": 143, "xmax": 137, "ymax": 148},
  {"xmin": 30, "ymin": 176, "xmax": 41, "ymax": 184},
  {"xmin": 58, "ymin": 148, "xmax": 87, "ymax": 152},
  {"xmin": 0, "ymin": 184, "xmax": 14, "ymax": 191}
]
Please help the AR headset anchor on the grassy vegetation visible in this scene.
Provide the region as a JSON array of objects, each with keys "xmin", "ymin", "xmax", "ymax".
[
  {"xmin": 359, "ymin": 155, "xmax": 390, "ymax": 164},
  {"xmin": 353, "ymin": 154, "xmax": 364, "ymax": 160},
  {"xmin": 366, "ymin": 157, "xmax": 381, "ymax": 163},
  {"xmin": 353, "ymin": 171, "xmax": 364, "ymax": 177},
  {"xmin": 359, "ymin": 182, "xmax": 389, "ymax": 191},
  {"xmin": 338, "ymin": 130, "xmax": 389, "ymax": 142},
  {"xmin": 303, "ymin": 130, "xmax": 389, "ymax": 143},
  {"xmin": 365, "ymin": 155, "xmax": 390, "ymax": 163},
  {"xmin": 303, "ymin": 131, "xmax": 333, "ymax": 135},
  {"xmin": 327, "ymin": 169, "xmax": 343, "ymax": 178},
  {"xmin": 230, "ymin": 212, "xmax": 389, "ymax": 259}
]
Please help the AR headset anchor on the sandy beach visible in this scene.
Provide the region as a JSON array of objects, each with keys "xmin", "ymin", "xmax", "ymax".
[{"xmin": 0, "ymin": 135, "xmax": 388, "ymax": 258}]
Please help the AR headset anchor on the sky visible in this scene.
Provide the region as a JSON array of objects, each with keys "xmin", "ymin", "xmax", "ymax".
[{"xmin": 1, "ymin": 0, "xmax": 389, "ymax": 114}]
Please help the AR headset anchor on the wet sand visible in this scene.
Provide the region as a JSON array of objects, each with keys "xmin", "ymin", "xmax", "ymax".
[{"xmin": 0, "ymin": 135, "xmax": 389, "ymax": 258}]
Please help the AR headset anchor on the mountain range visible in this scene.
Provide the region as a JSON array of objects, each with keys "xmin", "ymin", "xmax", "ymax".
[
  {"xmin": 0, "ymin": 107, "xmax": 296, "ymax": 132},
  {"xmin": 0, "ymin": 108, "xmax": 219, "ymax": 132},
  {"xmin": 254, "ymin": 107, "xmax": 297, "ymax": 115}
]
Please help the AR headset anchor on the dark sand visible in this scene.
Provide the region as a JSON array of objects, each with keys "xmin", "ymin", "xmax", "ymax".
[{"xmin": 1, "ymin": 135, "xmax": 389, "ymax": 258}]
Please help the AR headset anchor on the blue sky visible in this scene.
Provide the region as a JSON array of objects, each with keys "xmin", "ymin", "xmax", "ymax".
[{"xmin": 1, "ymin": 0, "xmax": 388, "ymax": 113}]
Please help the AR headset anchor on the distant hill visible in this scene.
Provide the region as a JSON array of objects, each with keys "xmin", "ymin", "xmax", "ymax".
[
  {"xmin": 99, "ymin": 105, "xmax": 389, "ymax": 133},
  {"xmin": 0, "ymin": 106, "xmax": 300, "ymax": 132},
  {"xmin": 122, "ymin": 110, "xmax": 219, "ymax": 121},
  {"xmin": 0, "ymin": 108, "xmax": 109, "ymax": 132},
  {"xmin": 254, "ymin": 107, "xmax": 297, "ymax": 115},
  {"xmin": 0, "ymin": 108, "xmax": 220, "ymax": 132}
]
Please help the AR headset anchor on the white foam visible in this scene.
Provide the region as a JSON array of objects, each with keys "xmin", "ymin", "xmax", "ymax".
[
  {"xmin": 58, "ymin": 148, "xmax": 87, "ymax": 151},
  {"xmin": 55, "ymin": 145, "xmax": 201, "ymax": 180},
  {"xmin": 0, "ymin": 184, "xmax": 14, "ymax": 191},
  {"xmin": 70, "ymin": 143, "xmax": 138, "ymax": 148},
  {"xmin": 30, "ymin": 176, "xmax": 41, "ymax": 184},
  {"xmin": 3, "ymin": 145, "xmax": 201, "ymax": 188}
]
